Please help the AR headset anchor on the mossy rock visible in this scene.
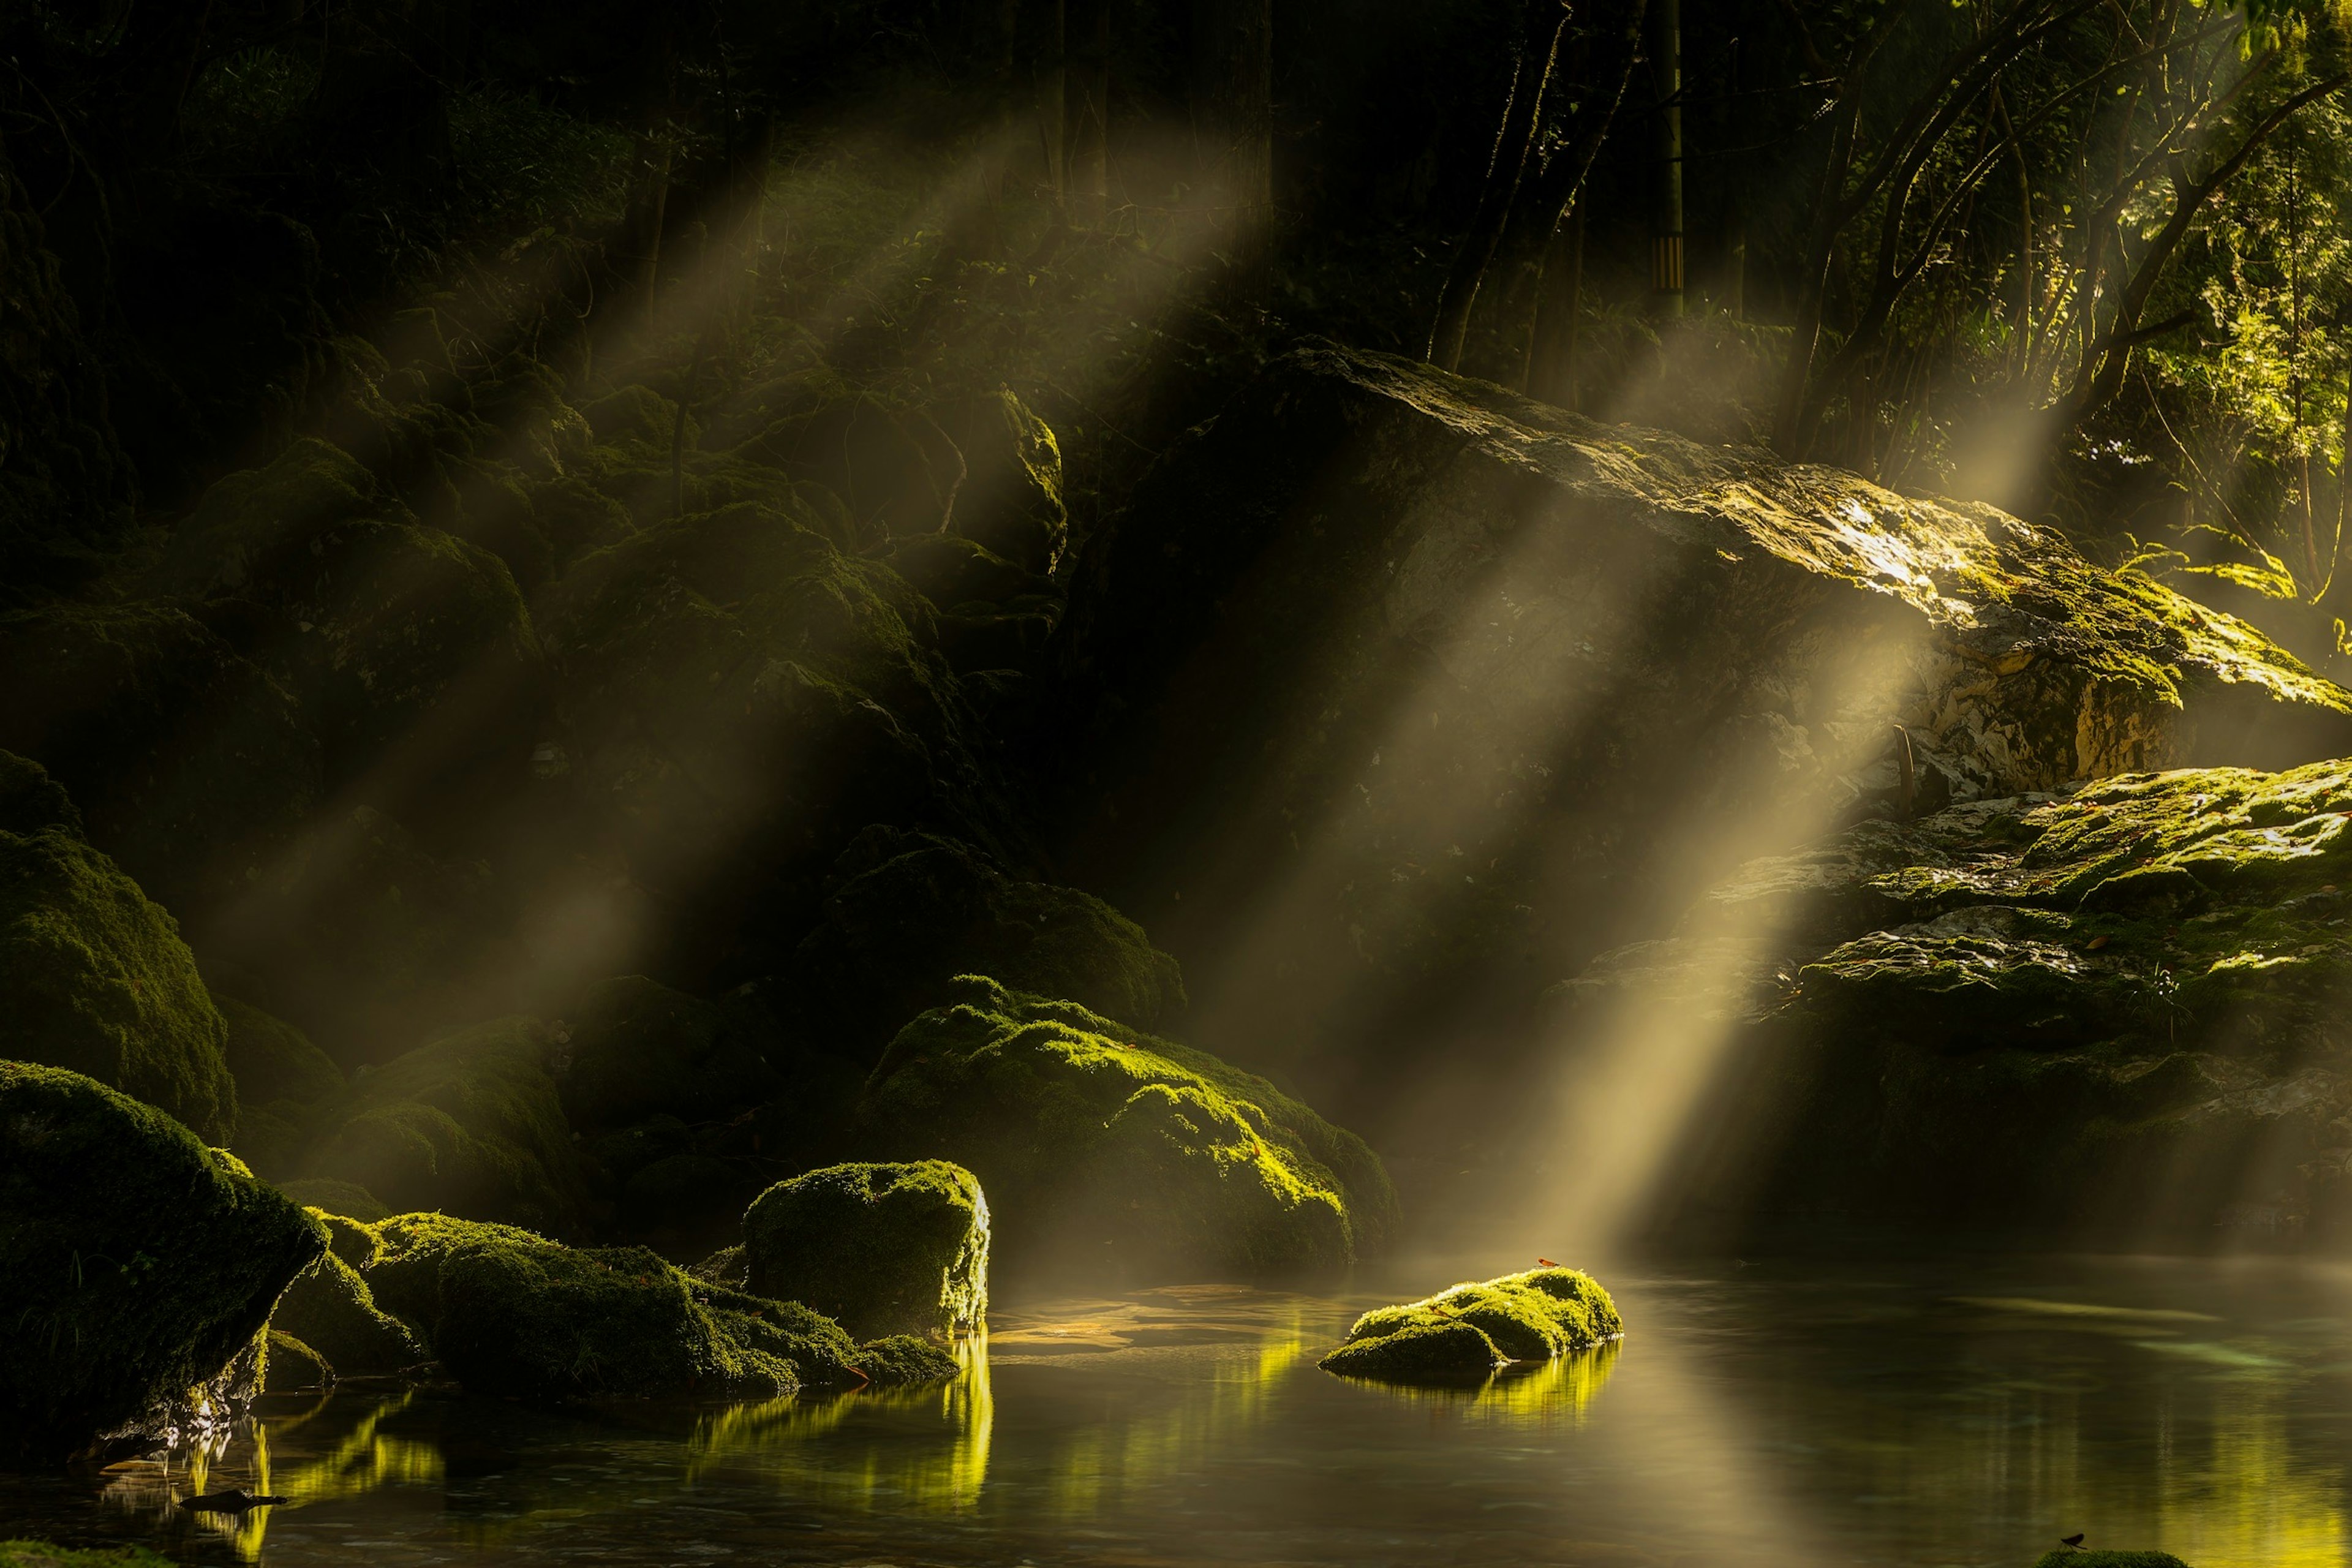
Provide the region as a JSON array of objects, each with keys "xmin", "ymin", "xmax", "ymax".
[
  {"xmin": 0, "ymin": 826, "xmax": 236, "ymax": 1140},
  {"xmin": 352, "ymin": 1213, "xmax": 858, "ymax": 1401},
  {"xmin": 0, "ymin": 1545, "xmax": 181, "ymax": 1567},
  {"xmin": 268, "ymin": 1248, "xmax": 423, "ymax": 1376},
  {"xmin": 853, "ymin": 1334, "xmax": 960, "ymax": 1386},
  {"xmin": 785, "ymin": 828, "xmax": 1186, "ymax": 1059},
  {"xmin": 0, "ymin": 1062, "xmax": 325, "ymax": 1464},
  {"xmin": 262, "ymin": 1330, "xmax": 334, "ymax": 1392},
  {"xmin": 0, "ymin": 604, "xmax": 319, "ymax": 918},
  {"xmin": 217, "ymin": 995, "xmax": 344, "ymax": 1177},
  {"xmin": 851, "ymin": 977, "xmax": 1396, "ymax": 1278},
  {"xmin": 559, "ymin": 976, "xmax": 782, "ymax": 1131},
  {"xmin": 1317, "ymin": 1319, "xmax": 1503, "ymax": 1382},
  {"xmin": 742, "ymin": 1161, "xmax": 989, "ymax": 1340},
  {"xmin": 580, "ymin": 385, "xmax": 686, "ymax": 449},
  {"xmin": 937, "ymin": 389, "xmax": 1066, "ymax": 576},
  {"xmin": 2028, "ymin": 1555, "xmax": 2189, "ymax": 1568},
  {"xmin": 300, "ymin": 1016, "xmax": 583, "ymax": 1231},
  {"xmin": 1326, "ymin": 1268, "xmax": 1621, "ymax": 1382},
  {"xmin": 0, "ymin": 752, "xmax": 80, "ymax": 837}
]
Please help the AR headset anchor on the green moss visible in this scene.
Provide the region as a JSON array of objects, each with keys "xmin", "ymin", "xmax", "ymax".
[
  {"xmin": 0, "ymin": 751, "xmax": 80, "ymax": 837},
  {"xmin": 268, "ymin": 1248, "xmax": 423, "ymax": 1376},
  {"xmin": 262, "ymin": 1329, "xmax": 334, "ymax": 1392},
  {"xmin": 853, "ymin": 976, "xmax": 1396, "ymax": 1278},
  {"xmin": 786, "ymin": 829, "xmax": 1188, "ymax": 1057},
  {"xmin": 559, "ymin": 975, "xmax": 780, "ymax": 1131},
  {"xmin": 0, "ymin": 1062, "xmax": 325, "ymax": 1464},
  {"xmin": 300, "ymin": 1016, "xmax": 582, "ymax": 1231},
  {"xmin": 0, "ymin": 827, "xmax": 237, "ymax": 1141},
  {"xmin": 853, "ymin": 1334, "xmax": 960, "ymax": 1386},
  {"xmin": 1323, "ymin": 1267, "xmax": 1621, "ymax": 1382},
  {"xmin": 1318, "ymin": 1319, "xmax": 1503, "ymax": 1382},
  {"xmin": 352, "ymin": 1212, "xmax": 858, "ymax": 1401},
  {"xmin": 742, "ymin": 1161, "xmax": 989, "ymax": 1340},
  {"xmin": 2028, "ymin": 1555, "xmax": 2189, "ymax": 1568},
  {"xmin": 0, "ymin": 1545, "xmax": 182, "ymax": 1567}
]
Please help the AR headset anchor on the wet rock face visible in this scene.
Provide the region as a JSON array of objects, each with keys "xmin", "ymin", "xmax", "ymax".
[
  {"xmin": 741, "ymin": 1161, "xmax": 989, "ymax": 1341},
  {"xmin": 1555, "ymin": 760, "xmax": 2352, "ymax": 1246},
  {"xmin": 850, "ymin": 976, "xmax": 1396, "ymax": 1281},
  {"xmin": 0, "ymin": 1063, "xmax": 325, "ymax": 1466},
  {"xmin": 1052, "ymin": 341, "xmax": 2352, "ymax": 1106}
]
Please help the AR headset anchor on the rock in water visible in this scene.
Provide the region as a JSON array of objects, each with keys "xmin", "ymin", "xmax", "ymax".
[
  {"xmin": 1559, "ymin": 760, "xmax": 2352, "ymax": 1245},
  {"xmin": 1052, "ymin": 341, "xmax": 2352, "ymax": 1093},
  {"xmin": 0, "ymin": 1063, "xmax": 325, "ymax": 1464},
  {"xmin": 852, "ymin": 976, "xmax": 1396, "ymax": 1278},
  {"xmin": 1320, "ymin": 1267, "xmax": 1621, "ymax": 1384},
  {"xmin": 350, "ymin": 1213, "xmax": 858, "ymax": 1400},
  {"xmin": 2029, "ymin": 1556, "xmax": 2189, "ymax": 1568},
  {"xmin": 268, "ymin": 1243, "xmax": 423, "ymax": 1376},
  {"xmin": 0, "ymin": 812, "xmax": 237, "ymax": 1142},
  {"xmin": 742, "ymin": 1161, "xmax": 989, "ymax": 1340}
]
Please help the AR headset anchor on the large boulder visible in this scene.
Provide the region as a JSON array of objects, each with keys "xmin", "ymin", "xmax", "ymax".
[
  {"xmin": 267, "ymin": 1244, "xmax": 423, "ymax": 1377},
  {"xmin": 1550, "ymin": 758, "xmax": 2352, "ymax": 1248},
  {"xmin": 850, "ymin": 976, "xmax": 1396, "ymax": 1278},
  {"xmin": 298, "ymin": 1016, "xmax": 584, "ymax": 1232},
  {"xmin": 350, "ymin": 1212, "xmax": 859, "ymax": 1400},
  {"xmin": 0, "ymin": 818, "xmax": 236, "ymax": 1141},
  {"xmin": 0, "ymin": 1063, "xmax": 325, "ymax": 1464},
  {"xmin": 1050, "ymin": 342, "xmax": 2352, "ymax": 1112},
  {"xmin": 782, "ymin": 827, "xmax": 1186, "ymax": 1060},
  {"xmin": 742, "ymin": 1161, "xmax": 989, "ymax": 1340}
]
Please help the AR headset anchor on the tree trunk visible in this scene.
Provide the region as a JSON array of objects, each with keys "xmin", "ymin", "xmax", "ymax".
[
  {"xmin": 1425, "ymin": 0, "xmax": 1566, "ymax": 370},
  {"xmin": 624, "ymin": 13, "xmax": 680, "ymax": 296},
  {"xmin": 1648, "ymin": 0, "xmax": 1683, "ymax": 316},
  {"xmin": 1191, "ymin": 0, "xmax": 1275, "ymax": 269},
  {"xmin": 1065, "ymin": 0, "xmax": 1112, "ymax": 224},
  {"xmin": 1523, "ymin": 198, "xmax": 1585, "ymax": 405},
  {"xmin": 1038, "ymin": 0, "xmax": 1068, "ymax": 217}
]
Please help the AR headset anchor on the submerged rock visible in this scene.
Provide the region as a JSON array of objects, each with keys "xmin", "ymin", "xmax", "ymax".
[
  {"xmin": 0, "ymin": 1063, "xmax": 324, "ymax": 1464},
  {"xmin": 298, "ymin": 1016, "xmax": 582, "ymax": 1232},
  {"xmin": 1052, "ymin": 341, "xmax": 2352, "ymax": 1102},
  {"xmin": 0, "ymin": 819, "xmax": 237, "ymax": 1141},
  {"xmin": 350, "ymin": 1213, "xmax": 857, "ymax": 1400},
  {"xmin": 852, "ymin": 976, "xmax": 1396, "ymax": 1278},
  {"xmin": 1559, "ymin": 759, "xmax": 2352, "ymax": 1245},
  {"xmin": 1320, "ymin": 1267, "xmax": 1621, "ymax": 1383},
  {"xmin": 742, "ymin": 1161, "xmax": 989, "ymax": 1340}
]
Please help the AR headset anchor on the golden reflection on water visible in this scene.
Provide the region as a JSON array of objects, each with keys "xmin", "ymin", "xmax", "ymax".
[
  {"xmin": 1346, "ymin": 1338, "xmax": 1623, "ymax": 1429},
  {"xmin": 688, "ymin": 1330, "xmax": 995, "ymax": 1510}
]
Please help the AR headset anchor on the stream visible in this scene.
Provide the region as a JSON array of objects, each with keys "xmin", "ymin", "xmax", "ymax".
[{"xmin": 4, "ymin": 1253, "xmax": 2346, "ymax": 1567}]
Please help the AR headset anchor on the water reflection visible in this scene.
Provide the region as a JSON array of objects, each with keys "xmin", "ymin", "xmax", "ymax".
[
  {"xmin": 689, "ymin": 1331, "xmax": 995, "ymax": 1509},
  {"xmin": 12, "ymin": 1264, "xmax": 2352, "ymax": 1567}
]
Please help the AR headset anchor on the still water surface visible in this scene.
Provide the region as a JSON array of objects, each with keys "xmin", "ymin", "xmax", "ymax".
[{"xmin": 7, "ymin": 1254, "xmax": 2352, "ymax": 1567}]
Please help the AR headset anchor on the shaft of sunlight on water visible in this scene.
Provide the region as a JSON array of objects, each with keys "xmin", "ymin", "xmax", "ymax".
[{"xmin": 10, "ymin": 1256, "xmax": 2352, "ymax": 1568}]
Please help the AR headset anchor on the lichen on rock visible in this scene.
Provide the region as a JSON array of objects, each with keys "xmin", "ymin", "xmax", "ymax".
[
  {"xmin": 0, "ymin": 1062, "xmax": 324, "ymax": 1464},
  {"xmin": 852, "ymin": 976, "xmax": 1396, "ymax": 1278},
  {"xmin": 741, "ymin": 1161, "xmax": 989, "ymax": 1340}
]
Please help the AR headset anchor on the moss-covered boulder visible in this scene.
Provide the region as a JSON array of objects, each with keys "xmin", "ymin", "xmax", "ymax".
[
  {"xmin": 853, "ymin": 1334, "xmax": 961, "ymax": 1386},
  {"xmin": 277, "ymin": 1178, "xmax": 391, "ymax": 1223},
  {"xmin": 784, "ymin": 828, "xmax": 1186, "ymax": 1059},
  {"xmin": 298, "ymin": 1016, "xmax": 583, "ymax": 1232},
  {"xmin": 0, "ymin": 1063, "xmax": 325, "ymax": 1464},
  {"xmin": 350, "ymin": 1212, "xmax": 857, "ymax": 1400},
  {"xmin": 0, "ymin": 1544, "xmax": 180, "ymax": 1567},
  {"xmin": 742, "ymin": 1161, "xmax": 989, "ymax": 1340},
  {"xmin": 851, "ymin": 977, "xmax": 1396, "ymax": 1278},
  {"xmin": 2029, "ymin": 1556, "xmax": 2188, "ymax": 1568},
  {"xmin": 262, "ymin": 1330, "xmax": 334, "ymax": 1392},
  {"xmin": 0, "ymin": 752, "xmax": 80, "ymax": 837},
  {"xmin": 1051, "ymin": 340, "xmax": 2352, "ymax": 1117},
  {"xmin": 1555, "ymin": 759, "xmax": 2352, "ymax": 1246},
  {"xmin": 0, "ymin": 824, "xmax": 236, "ymax": 1141},
  {"xmin": 268, "ymin": 1245, "xmax": 422, "ymax": 1376},
  {"xmin": 0, "ymin": 605, "xmax": 320, "ymax": 919},
  {"xmin": 1322, "ymin": 1267, "xmax": 1620, "ymax": 1385}
]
